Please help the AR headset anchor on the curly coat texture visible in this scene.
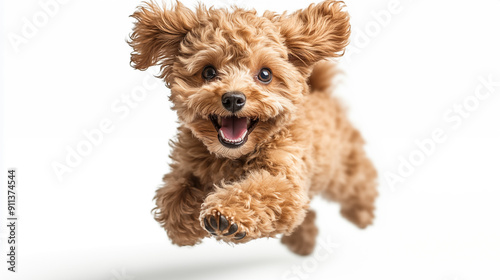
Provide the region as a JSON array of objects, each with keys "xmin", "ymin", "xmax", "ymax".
[{"xmin": 129, "ymin": 0, "xmax": 377, "ymax": 255}]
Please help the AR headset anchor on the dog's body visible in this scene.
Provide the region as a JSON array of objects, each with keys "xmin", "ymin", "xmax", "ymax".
[{"xmin": 129, "ymin": 0, "xmax": 377, "ymax": 255}]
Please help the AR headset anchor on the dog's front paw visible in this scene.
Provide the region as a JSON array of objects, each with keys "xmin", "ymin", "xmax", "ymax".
[
  {"xmin": 199, "ymin": 184, "xmax": 282, "ymax": 242},
  {"xmin": 201, "ymin": 210, "xmax": 247, "ymax": 242}
]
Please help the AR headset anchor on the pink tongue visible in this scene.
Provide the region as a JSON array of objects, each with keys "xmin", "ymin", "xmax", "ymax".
[{"xmin": 220, "ymin": 116, "xmax": 247, "ymax": 140}]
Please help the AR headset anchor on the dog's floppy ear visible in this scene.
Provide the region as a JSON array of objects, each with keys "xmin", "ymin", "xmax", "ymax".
[
  {"xmin": 128, "ymin": 1, "xmax": 197, "ymax": 82},
  {"xmin": 278, "ymin": 1, "xmax": 350, "ymax": 72}
]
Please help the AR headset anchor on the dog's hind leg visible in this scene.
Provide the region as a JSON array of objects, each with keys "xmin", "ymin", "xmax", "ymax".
[
  {"xmin": 281, "ymin": 210, "xmax": 318, "ymax": 256},
  {"xmin": 322, "ymin": 129, "xmax": 378, "ymax": 229}
]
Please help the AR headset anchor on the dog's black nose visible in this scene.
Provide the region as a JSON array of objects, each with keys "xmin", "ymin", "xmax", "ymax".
[{"xmin": 221, "ymin": 92, "xmax": 246, "ymax": 113}]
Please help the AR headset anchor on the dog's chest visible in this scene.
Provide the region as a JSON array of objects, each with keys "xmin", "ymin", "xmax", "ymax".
[
  {"xmin": 216, "ymin": 159, "xmax": 246, "ymax": 183},
  {"xmin": 199, "ymin": 158, "xmax": 248, "ymax": 192}
]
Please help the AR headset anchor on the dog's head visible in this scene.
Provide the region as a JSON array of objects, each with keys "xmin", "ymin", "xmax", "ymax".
[{"xmin": 129, "ymin": 1, "xmax": 350, "ymax": 159}]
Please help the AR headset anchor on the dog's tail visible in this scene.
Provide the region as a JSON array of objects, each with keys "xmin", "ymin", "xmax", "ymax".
[{"xmin": 307, "ymin": 60, "xmax": 341, "ymax": 93}]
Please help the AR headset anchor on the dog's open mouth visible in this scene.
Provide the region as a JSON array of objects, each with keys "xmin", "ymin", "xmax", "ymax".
[{"xmin": 210, "ymin": 115, "xmax": 259, "ymax": 148}]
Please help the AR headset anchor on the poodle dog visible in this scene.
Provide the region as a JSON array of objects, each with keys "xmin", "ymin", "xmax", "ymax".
[{"xmin": 128, "ymin": 0, "xmax": 377, "ymax": 256}]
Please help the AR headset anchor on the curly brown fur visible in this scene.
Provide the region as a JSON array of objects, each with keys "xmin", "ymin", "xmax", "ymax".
[
  {"xmin": 281, "ymin": 210, "xmax": 319, "ymax": 256},
  {"xmin": 129, "ymin": 0, "xmax": 377, "ymax": 255}
]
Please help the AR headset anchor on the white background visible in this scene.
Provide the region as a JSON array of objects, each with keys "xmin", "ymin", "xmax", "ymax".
[{"xmin": 1, "ymin": 0, "xmax": 500, "ymax": 279}]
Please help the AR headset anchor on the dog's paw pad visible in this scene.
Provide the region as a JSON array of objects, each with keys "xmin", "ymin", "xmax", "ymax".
[
  {"xmin": 223, "ymin": 223, "xmax": 238, "ymax": 236},
  {"xmin": 234, "ymin": 231, "xmax": 246, "ymax": 240},
  {"xmin": 203, "ymin": 216, "xmax": 216, "ymax": 234},
  {"xmin": 202, "ymin": 212, "xmax": 246, "ymax": 241}
]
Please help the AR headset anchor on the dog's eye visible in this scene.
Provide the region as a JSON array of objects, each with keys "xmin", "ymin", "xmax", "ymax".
[
  {"xmin": 202, "ymin": 66, "xmax": 217, "ymax": 81},
  {"xmin": 257, "ymin": 68, "xmax": 272, "ymax": 84}
]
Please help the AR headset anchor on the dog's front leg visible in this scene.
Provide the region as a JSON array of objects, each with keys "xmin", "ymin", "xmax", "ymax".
[
  {"xmin": 199, "ymin": 155, "xmax": 310, "ymax": 243},
  {"xmin": 154, "ymin": 169, "xmax": 209, "ymax": 246}
]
